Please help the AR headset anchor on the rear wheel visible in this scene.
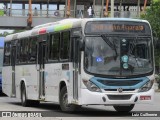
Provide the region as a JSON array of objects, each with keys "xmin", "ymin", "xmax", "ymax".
[
  {"xmin": 113, "ymin": 104, "xmax": 135, "ymax": 112},
  {"xmin": 60, "ymin": 86, "xmax": 80, "ymax": 112}
]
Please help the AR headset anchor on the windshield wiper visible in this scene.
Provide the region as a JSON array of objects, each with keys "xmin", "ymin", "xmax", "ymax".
[{"xmin": 101, "ymin": 34, "xmax": 118, "ymax": 60}]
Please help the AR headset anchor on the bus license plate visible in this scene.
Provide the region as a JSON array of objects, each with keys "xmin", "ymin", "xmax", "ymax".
[{"xmin": 140, "ymin": 96, "xmax": 151, "ymax": 100}]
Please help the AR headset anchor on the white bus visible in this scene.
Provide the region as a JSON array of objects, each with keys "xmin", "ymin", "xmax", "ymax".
[{"xmin": 2, "ymin": 18, "xmax": 155, "ymax": 112}]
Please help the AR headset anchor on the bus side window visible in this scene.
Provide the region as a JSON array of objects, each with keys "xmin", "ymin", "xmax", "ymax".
[
  {"xmin": 60, "ymin": 31, "xmax": 70, "ymax": 60},
  {"xmin": 28, "ymin": 37, "xmax": 37, "ymax": 63},
  {"xmin": 48, "ymin": 33, "xmax": 60, "ymax": 61},
  {"xmin": 18, "ymin": 38, "xmax": 29, "ymax": 63},
  {"xmin": 4, "ymin": 42, "xmax": 11, "ymax": 65},
  {"xmin": 16, "ymin": 40, "xmax": 20, "ymax": 64}
]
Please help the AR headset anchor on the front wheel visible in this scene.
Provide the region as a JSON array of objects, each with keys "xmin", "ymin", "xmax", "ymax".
[
  {"xmin": 113, "ymin": 104, "xmax": 135, "ymax": 112},
  {"xmin": 21, "ymin": 83, "xmax": 40, "ymax": 107},
  {"xmin": 21, "ymin": 83, "xmax": 30, "ymax": 107},
  {"xmin": 60, "ymin": 86, "xmax": 80, "ymax": 112}
]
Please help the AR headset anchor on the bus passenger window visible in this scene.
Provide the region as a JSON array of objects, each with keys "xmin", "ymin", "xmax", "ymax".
[
  {"xmin": 18, "ymin": 39, "xmax": 28, "ymax": 63},
  {"xmin": 60, "ymin": 31, "xmax": 70, "ymax": 60},
  {"xmin": 16, "ymin": 41, "xmax": 20, "ymax": 63},
  {"xmin": 4, "ymin": 42, "xmax": 11, "ymax": 65},
  {"xmin": 48, "ymin": 33, "xmax": 60, "ymax": 61},
  {"xmin": 28, "ymin": 37, "xmax": 37, "ymax": 63}
]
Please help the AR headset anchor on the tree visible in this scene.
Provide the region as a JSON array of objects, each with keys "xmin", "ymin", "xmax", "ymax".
[
  {"xmin": 141, "ymin": 0, "xmax": 160, "ymax": 73},
  {"xmin": 0, "ymin": 31, "xmax": 10, "ymax": 37}
]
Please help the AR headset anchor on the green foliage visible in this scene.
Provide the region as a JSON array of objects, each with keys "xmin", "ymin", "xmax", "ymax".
[
  {"xmin": 13, "ymin": 30, "xmax": 25, "ymax": 33},
  {"xmin": 0, "ymin": 30, "xmax": 25, "ymax": 37},
  {"xmin": 0, "ymin": 31, "xmax": 10, "ymax": 37},
  {"xmin": 155, "ymin": 74, "xmax": 160, "ymax": 89},
  {"xmin": 0, "ymin": 10, "xmax": 4, "ymax": 16},
  {"xmin": 141, "ymin": 1, "xmax": 160, "ymax": 38},
  {"xmin": 141, "ymin": 1, "xmax": 160, "ymax": 69}
]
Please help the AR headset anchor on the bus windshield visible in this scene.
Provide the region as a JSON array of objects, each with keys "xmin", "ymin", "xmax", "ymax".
[{"xmin": 84, "ymin": 36, "xmax": 153, "ymax": 77}]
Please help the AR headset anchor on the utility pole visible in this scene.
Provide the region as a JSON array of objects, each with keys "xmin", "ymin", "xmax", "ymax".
[
  {"xmin": 104, "ymin": 0, "xmax": 109, "ymax": 17},
  {"xmin": 111, "ymin": 0, "xmax": 114, "ymax": 17},
  {"xmin": 137, "ymin": 0, "xmax": 140, "ymax": 17},
  {"xmin": 10, "ymin": 0, "xmax": 12, "ymax": 16},
  {"xmin": 101, "ymin": 0, "xmax": 104, "ymax": 17},
  {"xmin": 66, "ymin": 0, "xmax": 71, "ymax": 17},
  {"xmin": 27, "ymin": 0, "xmax": 32, "ymax": 28},
  {"xmin": 120, "ymin": 0, "xmax": 122, "ymax": 16},
  {"xmin": 143, "ymin": 0, "xmax": 147, "ymax": 12},
  {"xmin": 47, "ymin": 0, "xmax": 49, "ymax": 17}
]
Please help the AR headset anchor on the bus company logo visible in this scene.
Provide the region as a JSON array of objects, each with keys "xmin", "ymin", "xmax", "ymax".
[
  {"xmin": 117, "ymin": 88, "xmax": 123, "ymax": 93},
  {"xmin": 2, "ymin": 112, "xmax": 12, "ymax": 117}
]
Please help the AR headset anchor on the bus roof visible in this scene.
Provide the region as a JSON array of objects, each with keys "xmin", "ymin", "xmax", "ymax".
[{"xmin": 5, "ymin": 18, "xmax": 150, "ymax": 42}]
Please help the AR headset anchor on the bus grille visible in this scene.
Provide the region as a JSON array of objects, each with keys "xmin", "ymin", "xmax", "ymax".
[
  {"xmin": 104, "ymin": 89, "xmax": 135, "ymax": 91},
  {"xmin": 107, "ymin": 95, "xmax": 132, "ymax": 100},
  {"xmin": 97, "ymin": 80, "xmax": 142, "ymax": 86}
]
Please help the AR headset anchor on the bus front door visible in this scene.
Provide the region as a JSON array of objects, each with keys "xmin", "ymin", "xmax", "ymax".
[
  {"xmin": 73, "ymin": 39, "xmax": 79, "ymax": 100},
  {"xmin": 11, "ymin": 45, "xmax": 16, "ymax": 97},
  {"xmin": 38, "ymin": 41, "xmax": 46, "ymax": 100}
]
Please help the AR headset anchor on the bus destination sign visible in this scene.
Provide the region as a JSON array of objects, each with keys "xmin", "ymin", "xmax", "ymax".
[
  {"xmin": 85, "ymin": 21, "xmax": 150, "ymax": 34},
  {"xmin": 91, "ymin": 24, "xmax": 144, "ymax": 32}
]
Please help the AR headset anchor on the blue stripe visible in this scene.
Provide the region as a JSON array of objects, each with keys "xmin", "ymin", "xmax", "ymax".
[
  {"xmin": 90, "ymin": 77, "xmax": 149, "ymax": 89},
  {"xmin": 47, "ymin": 26, "xmax": 54, "ymax": 33},
  {"xmin": 0, "ymin": 37, "xmax": 4, "ymax": 47}
]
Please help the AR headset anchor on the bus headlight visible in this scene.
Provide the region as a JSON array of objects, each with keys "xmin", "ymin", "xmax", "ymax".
[
  {"xmin": 138, "ymin": 80, "xmax": 154, "ymax": 92},
  {"xmin": 83, "ymin": 79, "xmax": 101, "ymax": 92}
]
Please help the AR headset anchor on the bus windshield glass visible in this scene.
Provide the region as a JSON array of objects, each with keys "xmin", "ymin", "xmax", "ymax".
[{"xmin": 84, "ymin": 36, "xmax": 153, "ymax": 77}]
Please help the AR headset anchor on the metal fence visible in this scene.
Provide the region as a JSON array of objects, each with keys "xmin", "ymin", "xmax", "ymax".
[{"xmin": 0, "ymin": 9, "xmax": 141, "ymax": 18}]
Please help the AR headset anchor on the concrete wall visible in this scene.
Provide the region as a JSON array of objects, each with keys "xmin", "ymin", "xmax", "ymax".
[{"xmin": 0, "ymin": 16, "xmax": 62, "ymax": 28}]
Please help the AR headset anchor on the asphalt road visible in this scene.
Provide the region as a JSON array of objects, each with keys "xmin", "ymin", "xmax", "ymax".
[{"xmin": 0, "ymin": 93, "xmax": 160, "ymax": 120}]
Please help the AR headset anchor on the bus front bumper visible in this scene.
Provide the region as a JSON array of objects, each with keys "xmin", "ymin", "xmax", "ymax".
[{"xmin": 80, "ymin": 89, "xmax": 154, "ymax": 105}]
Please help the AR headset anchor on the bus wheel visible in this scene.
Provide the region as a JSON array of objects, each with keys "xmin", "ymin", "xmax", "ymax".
[
  {"xmin": 113, "ymin": 104, "xmax": 135, "ymax": 112},
  {"xmin": 21, "ymin": 83, "xmax": 30, "ymax": 107},
  {"xmin": 60, "ymin": 86, "xmax": 80, "ymax": 112}
]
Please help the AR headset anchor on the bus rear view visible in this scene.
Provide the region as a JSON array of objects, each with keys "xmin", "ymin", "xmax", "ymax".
[{"xmin": 81, "ymin": 19, "xmax": 154, "ymax": 112}]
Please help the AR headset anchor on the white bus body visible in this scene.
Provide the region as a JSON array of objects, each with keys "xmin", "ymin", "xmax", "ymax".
[{"xmin": 2, "ymin": 18, "xmax": 155, "ymax": 112}]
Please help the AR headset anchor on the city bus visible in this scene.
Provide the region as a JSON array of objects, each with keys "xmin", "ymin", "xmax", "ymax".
[{"xmin": 2, "ymin": 18, "xmax": 155, "ymax": 112}]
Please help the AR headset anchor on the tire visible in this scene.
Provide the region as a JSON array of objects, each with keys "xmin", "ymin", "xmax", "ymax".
[
  {"xmin": 21, "ymin": 83, "xmax": 40, "ymax": 107},
  {"xmin": 113, "ymin": 104, "xmax": 135, "ymax": 112},
  {"xmin": 21, "ymin": 83, "xmax": 30, "ymax": 107},
  {"xmin": 60, "ymin": 86, "xmax": 80, "ymax": 112}
]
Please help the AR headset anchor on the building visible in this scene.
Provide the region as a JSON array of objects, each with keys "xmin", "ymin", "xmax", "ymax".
[{"xmin": 0, "ymin": 0, "xmax": 151, "ymax": 18}]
